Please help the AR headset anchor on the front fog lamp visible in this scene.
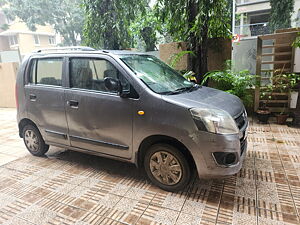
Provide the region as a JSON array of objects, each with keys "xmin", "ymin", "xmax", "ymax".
[{"xmin": 190, "ymin": 108, "xmax": 239, "ymax": 135}]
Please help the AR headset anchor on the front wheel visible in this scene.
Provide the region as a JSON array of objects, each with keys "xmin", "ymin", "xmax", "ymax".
[
  {"xmin": 144, "ymin": 144, "xmax": 191, "ymax": 192},
  {"xmin": 22, "ymin": 124, "xmax": 49, "ymax": 156}
]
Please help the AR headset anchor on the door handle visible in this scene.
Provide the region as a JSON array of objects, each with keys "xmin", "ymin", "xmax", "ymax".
[
  {"xmin": 29, "ymin": 94, "xmax": 37, "ymax": 101},
  {"xmin": 68, "ymin": 100, "xmax": 79, "ymax": 108}
]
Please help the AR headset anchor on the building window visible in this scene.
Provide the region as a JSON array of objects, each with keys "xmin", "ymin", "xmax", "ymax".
[
  {"xmin": 8, "ymin": 35, "xmax": 18, "ymax": 46},
  {"xmin": 34, "ymin": 35, "xmax": 40, "ymax": 45},
  {"xmin": 48, "ymin": 36, "xmax": 56, "ymax": 45}
]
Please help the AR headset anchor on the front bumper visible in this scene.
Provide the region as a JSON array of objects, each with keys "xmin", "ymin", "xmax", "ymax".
[{"xmin": 185, "ymin": 116, "xmax": 248, "ymax": 178}]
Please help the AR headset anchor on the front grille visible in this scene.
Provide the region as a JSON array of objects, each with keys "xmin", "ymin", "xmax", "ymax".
[
  {"xmin": 240, "ymin": 138, "xmax": 247, "ymax": 155},
  {"xmin": 234, "ymin": 110, "xmax": 248, "ymax": 154}
]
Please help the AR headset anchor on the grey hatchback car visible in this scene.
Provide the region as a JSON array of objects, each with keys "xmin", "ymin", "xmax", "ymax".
[{"xmin": 16, "ymin": 47, "xmax": 248, "ymax": 191}]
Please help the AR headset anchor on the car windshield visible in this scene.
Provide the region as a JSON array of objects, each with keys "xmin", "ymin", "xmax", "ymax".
[{"xmin": 119, "ymin": 55, "xmax": 195, "ymax": 94}]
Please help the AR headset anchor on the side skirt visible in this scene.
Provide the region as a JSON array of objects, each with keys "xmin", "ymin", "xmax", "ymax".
[{"xmin": 44, "ymin": 141, "xmax": 135, "ymax": 164}]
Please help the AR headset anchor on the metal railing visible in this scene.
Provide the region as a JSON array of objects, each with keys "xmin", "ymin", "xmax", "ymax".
[
  {"xmin": 235, "ymin": 22, "xmax": 271, "ymax": 37},
  {"xmin": 236, "ymin": 0, "xmax": 269, "ymax": 5},
  {"xmin": 34, "ymin": 46, "xmax": 95, "ymax": 53}
]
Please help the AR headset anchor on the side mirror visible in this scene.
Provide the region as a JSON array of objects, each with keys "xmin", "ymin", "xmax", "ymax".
[{"xmin": 104, "ymin": 77, "xmax": 121, "ymax": 92}]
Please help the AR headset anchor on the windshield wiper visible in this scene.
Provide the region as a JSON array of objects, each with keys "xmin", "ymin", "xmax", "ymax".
[
  {"xmin": 162, "ymin": 87, "xmax": 191, "ymax": 95},
  {"xmin": 188, "ymin": 84, "xmax": 200, "ymax": 92},
  {"xmin": 174, "ymin": 84, "xmax": 200, "ymax": 93},
  {"xmin": 175, "ymin": 87, "xmax": 190, "ymax": 92},
  {"xmin": 161, "ymin": 84, "xmax": 200, "ymax": 95}
]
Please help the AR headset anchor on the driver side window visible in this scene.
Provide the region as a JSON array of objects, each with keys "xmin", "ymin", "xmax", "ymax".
[{"xmin": 70, "ymin": 58, "xmax": 129, "ymax": 93}]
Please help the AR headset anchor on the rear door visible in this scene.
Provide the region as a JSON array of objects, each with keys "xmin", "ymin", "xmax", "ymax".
[
  {"xmin": 24, "ymin": 57, "xmax": 69, "ymax": 145},
  {"xmin": 64, "ymin": 56, "xmax": 134, "ymax": 159}
]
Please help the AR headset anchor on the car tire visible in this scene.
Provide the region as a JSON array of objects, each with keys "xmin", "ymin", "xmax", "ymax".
[
  {"xmin": 144, "ymin": 143, "xmax": 191, "ymax": 192},
  {"xmin": 22, "ymin": 124, "xmax": 49, "ymax": 156}
]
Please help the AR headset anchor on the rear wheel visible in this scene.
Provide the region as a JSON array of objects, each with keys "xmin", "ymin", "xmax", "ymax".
[
  {"xmin": 22, "ymin": 124, "xmax": 49, "ymax": 156},
  {"xmin": 144, "ymin": 144, "xmax": 191, "ymax": 192}
]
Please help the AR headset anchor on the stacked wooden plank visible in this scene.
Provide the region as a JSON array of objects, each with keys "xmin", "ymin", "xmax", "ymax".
[{"xmin": 255, "ymin": 30, "xmax": 299, "ymax": 112}]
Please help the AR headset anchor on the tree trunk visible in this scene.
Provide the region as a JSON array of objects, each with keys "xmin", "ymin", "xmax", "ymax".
[
  {"xmin": 192, "ymin": 42, "xmax": 200, "ymax": 80},
  {"xmin": 193, "ymin": 41, "xmax": 208, "ymax": 84},
  {"xmin": 199, "ymin": 39, "xmax": 209, "ymax": 82},
  {"xmin": 69, "ymin": 30, "xmax": 77, "ymax": 46},
  {"xmin": 71, "ymin": 37, "xmax": 77, "ymax": 46},
  {"xmin": 193, "ymin": 20, "xmax": 209, "ymax": 84},
  {"xmin": 187, "ymin": 0, "xmax": 209, "ymax": 84}
]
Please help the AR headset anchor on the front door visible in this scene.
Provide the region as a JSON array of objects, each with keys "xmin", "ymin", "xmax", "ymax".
[
  {"xmin": 65, "ymin": 57, "xmax": 133, "ymax": 159},
  {"xmin": 25, "ymin": 57, "xmax": 69, "ymax": 145}
]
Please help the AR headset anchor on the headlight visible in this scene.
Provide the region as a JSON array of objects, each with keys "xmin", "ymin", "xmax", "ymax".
[{"xmin": 190, "ymin": 108, "xmax": 239, "ymax": 134}]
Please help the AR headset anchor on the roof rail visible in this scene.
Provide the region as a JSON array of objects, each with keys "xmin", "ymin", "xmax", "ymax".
[{"xmin": 34, "ymin": 46, "xmax": 95, "ymax": 53}]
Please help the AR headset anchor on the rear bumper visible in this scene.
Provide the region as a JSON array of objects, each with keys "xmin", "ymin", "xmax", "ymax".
[{"xmin": 185, "ymin": 121, "xmax": 248, "ymax": 178}]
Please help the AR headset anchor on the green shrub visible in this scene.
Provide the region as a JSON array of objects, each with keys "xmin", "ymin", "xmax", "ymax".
[{"xmin": 201, "ymin": 60, "xmax": 256, "ymax": 107}]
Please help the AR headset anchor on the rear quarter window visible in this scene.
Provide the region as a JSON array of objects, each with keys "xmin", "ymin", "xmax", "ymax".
[{"xmin": 29, "ymin": 58, "xmax": 63, "ymax": 86}]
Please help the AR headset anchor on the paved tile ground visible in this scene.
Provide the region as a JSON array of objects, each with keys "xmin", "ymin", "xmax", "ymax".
[{"xmin": 1, "ymin": 108, "xmax": 300, "ymax": 225}]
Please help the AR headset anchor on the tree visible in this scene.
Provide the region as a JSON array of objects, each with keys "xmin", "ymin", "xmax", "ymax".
[
  {"xmin": 130, "ymin": 7, "xmax": 159, "ymax": 51},
  {"xmin": 83, "ymin": 0, "xmax": 148, "ymax": 50},
  {"xmin": 2, "ymin": 0, "xmax": 84, "ymax": 46},
  {"xmin": 155, "ymin": 0, "xmax": 231, "ymax": 83},
  {"xmin": 269, "ymin": 0, "xmax": 294, "ymax": 32}
]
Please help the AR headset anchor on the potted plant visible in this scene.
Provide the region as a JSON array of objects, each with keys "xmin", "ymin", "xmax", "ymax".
[
  {"xmin": 270, "ymin": 73, "xmax": 300, "ymax": 124},
  {"xmin": 257, "ymin": 84, "xmax": 272, "ymax": 124}
]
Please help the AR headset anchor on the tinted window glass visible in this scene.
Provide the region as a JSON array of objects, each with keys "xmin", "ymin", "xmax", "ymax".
[
  {"xmin": 70, "ymin": 58, "xmax": 129, "ymax": 92},
  {"xmin": 28, "ymin": 59, "xmax": 37, "ymax": 84},
  {"xmin": 36, "ymin": 58, "xmax": 63, "ymax": 86}
]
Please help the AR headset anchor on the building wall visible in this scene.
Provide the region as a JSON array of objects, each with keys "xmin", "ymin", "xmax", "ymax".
[
  {"xmin": 40, "ymin": 35, "xmax": 55, "ymax": 48},
  {"xmin": 0, "ymin": 62, "xmax": 18, "ymax": 108},
  {"xmin": 207, "ymin": 38, "xmax": 232, "ymax": 71},
  {"xmin": 0, "ymin": 15, "xmax": 58, "ymax": 56},
  {"xmin": 17, "ymin": 34, "xmax": 32, "ymax": 54},
  {"xmin": 7, "ymin": 20, "xmax": 54, "ymax": 34},
  {"xmin": 292, "ymin": 0, "xmax": 300, "ymax": 27},
  {"xmin": 159, "ymin": 39, "xmax": 231, "ymax": 72},
  {"xmin": 16, "ymin": 33, "xmax": 55, "ymax": 56},
  {"xmin": 236, "ymin": 2, "xmax": 271, "ymax": 14},
  {"xmin": 0, "ymin": 36, "xmax": 9, "ymax": 51},
  {"xmin": 159, "ymin": 42, "xmax": 189, "ymax": 71},
  {"xmin": 237, "ymin": 0, "xmax": 300, "ymax": 28}
]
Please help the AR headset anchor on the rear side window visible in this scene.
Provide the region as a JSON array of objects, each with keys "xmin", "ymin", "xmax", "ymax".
[{"xmin": 29, "ymin": 58, "xmax": 63, "ymax": 86}]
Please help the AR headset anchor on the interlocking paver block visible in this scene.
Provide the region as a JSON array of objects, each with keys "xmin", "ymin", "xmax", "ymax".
[{"xmin": 0, "ymin": 108, "xmax": 300, "ymax": 224}]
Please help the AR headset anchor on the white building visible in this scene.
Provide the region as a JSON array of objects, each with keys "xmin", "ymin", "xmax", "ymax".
[
  {"xmin": 235, "ymin": 0, "xmax": 300, "ymax": 38},
  {"xmin": 0, "ymin": 10, "xmax": 61, "ymax": 59}
]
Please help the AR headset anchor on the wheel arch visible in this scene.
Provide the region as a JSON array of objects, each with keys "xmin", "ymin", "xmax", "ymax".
[
  {"xmin": 136, "ymin": 135, "xmax": 196, "ymax": 170},
  {"xmin": 18, "ymin": 118, "xmax": 38, "ymax": 138}
]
